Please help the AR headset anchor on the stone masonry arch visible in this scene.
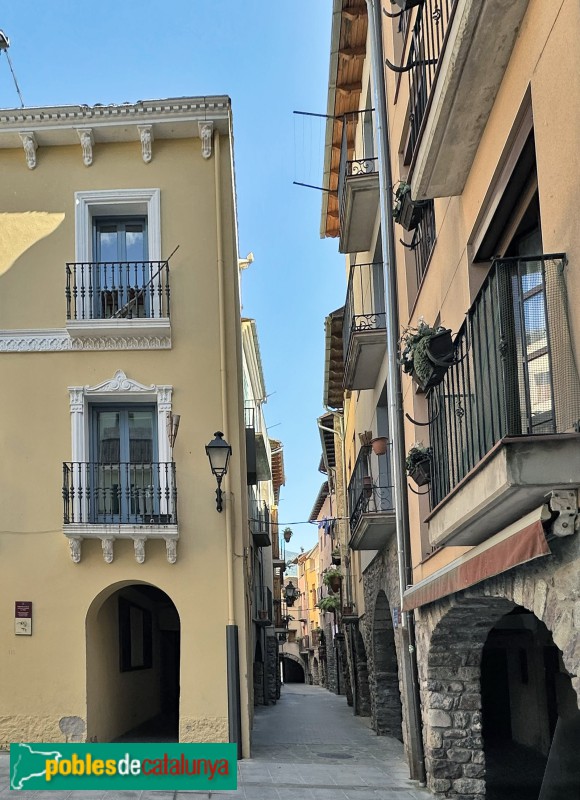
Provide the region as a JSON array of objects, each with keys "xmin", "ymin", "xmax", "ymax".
[
  {"xmin": 417, "ymin": 561, "xmax": 580, "ymax": 800},
  {"xmin": 370, "ymin": 590, "xmax": 403, "ymax": 738}
]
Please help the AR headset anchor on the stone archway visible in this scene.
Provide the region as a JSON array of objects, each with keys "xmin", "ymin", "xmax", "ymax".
[
  {"xmin": 421, "ymin": 588, "xmax": 580, "ymax": 800},
  {"xmin": 312, "ymin": 657, "xmax": 320, "ymax": 685},
  {"xmin": 371, "ymin": 591, "xmax": 403, "ymax": 738},
  {"xmin": 283, "ymin": 653, "xmax": 305, "ymax": 683},
  {"xmin": 86, "ymin": 581, "xmax": 180, "ymax": 743},
  {"xmin": 354, "ymin": 628, "xmax": 371, "ymax": 716}
]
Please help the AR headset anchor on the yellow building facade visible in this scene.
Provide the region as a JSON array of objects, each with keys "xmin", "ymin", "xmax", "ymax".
[{"xmin": 0, "ymin": 97, "xmax": 254, "ymax": 755}]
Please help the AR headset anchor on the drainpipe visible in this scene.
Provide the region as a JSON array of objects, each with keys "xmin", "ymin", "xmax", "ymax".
[
  {"xmin": 214, "ymin": 126, "xmax": 242, "ymax": 757},
  {"xmin": 364, "ymin": 0, "xmax": 425, "ymax": 784}
]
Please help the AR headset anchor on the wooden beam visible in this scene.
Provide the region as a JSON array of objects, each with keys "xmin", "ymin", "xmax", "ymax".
[
  {"xmin": 336, "ymin": 81, "xmax": 363, "ymax": 95},
  {"xmin": 339, "ymin": 46, "xmax": 366, "ymax": 60},
  {"xmin": 342, "ymin": 8, "xmax": 366, "ymax": 22}
]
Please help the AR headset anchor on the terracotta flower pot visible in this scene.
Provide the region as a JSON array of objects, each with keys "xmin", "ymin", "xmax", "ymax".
[
  {"xmin": 370, "ymin": 436, "xmax": 389, "ymax": 456},
  {"xmin": 328, "ymin": 575, "xmax": 342, "ymax": 593}
]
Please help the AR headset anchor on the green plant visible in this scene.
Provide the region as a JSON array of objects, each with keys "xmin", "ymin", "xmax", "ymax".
[
  {"xmin": 317, "ymin": 595, "xmax": 340, "ymax": 612},
  {"xmin": 323, "ymin": 566, "xmax": 343, "ymax": 587},
  {"xmin": 392, "ymin": 181, "xmax": 411, "ymax": 220},
  {"xmin": 400, "ymin": 319, "xmax": 442, "ymax": 376},
  {"xmin": 405, "ymin": 442, "xmax": 432, "ymax": 473}
]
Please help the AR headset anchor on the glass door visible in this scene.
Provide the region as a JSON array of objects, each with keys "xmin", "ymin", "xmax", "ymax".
[
  {"xmin": 93, "ymin": 217, "xmax": 149, "ymax": 318},
  {"xmin": 91, "ymin": 406, "xmax": 157, "ymax": 523}
]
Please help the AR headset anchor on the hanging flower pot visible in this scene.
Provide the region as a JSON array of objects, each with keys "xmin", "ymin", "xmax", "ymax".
[
  {"xmin": 323, "ymin": 567, "xmax": 343, "ymax": 594},
  {"xmin": 392, "ymin": 182, "xmax": 427, "ymax": 231},
  {"xmin": 283, "ymin": 527, "xmax": 293, "ymax": 543},
  {"xmin": 406, "ymin": 443, "xmax": 432, "ymax": 487},
  {"xmin": 370, "ymin": 436, "xmax": 389, "ymax": 456},
  {"xmin": 400, "ymin": 321, "xmax": 454, "ymax": 391},
  {"xmin": 331, "ymin": 549, "xmax": 341, "ymax": 566}
]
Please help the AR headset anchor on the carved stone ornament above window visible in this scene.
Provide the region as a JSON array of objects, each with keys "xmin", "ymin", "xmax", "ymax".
[{"xmin": 76, "ymin": 128, "xmax": 94, "ymax": 166}]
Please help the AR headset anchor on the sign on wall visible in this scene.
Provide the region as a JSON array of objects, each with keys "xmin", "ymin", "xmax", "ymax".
[{"xmin": 14, "ymin": 601, "xmax": 32, "ymax": 635}]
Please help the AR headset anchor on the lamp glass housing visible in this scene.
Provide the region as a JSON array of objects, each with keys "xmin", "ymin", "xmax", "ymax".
[{"xmin": 205, "ymin": 431, "xmax": 232, "ymax": 478}]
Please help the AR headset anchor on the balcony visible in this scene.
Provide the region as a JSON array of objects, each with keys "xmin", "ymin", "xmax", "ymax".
[
  {"xmin": 407, "ymin": 0, "xmax": 531, "ymax": 199},
  {"xmin": 427, "ymin": 254, "xmax": 580, "ymax": 547},
  {"xmin": 251, "ymin": 502, "xmax": 271, "ymax": 548},
  {"xmin": 348, "ymin": 445, "xmax": 396, "ymax": 550},
  {"xmin": 343, "ymin": 262, "xmax": 387, "ymax": 390},
  {"xmin": 299, "ymin": 635, "xmax": 310, "ymax": 653},
  {"xmin": 338, "ymin": 113, "xmax": 379, "ymax": 254},
  {"xmin": 65, "ymin": 261, "xmax": 171, "ymax": 341},
  {"xmin": 62, "ymin": 461, "xmax": 178, "ymax": 563},
  {"xmin": 254, "ymin": 585, "xmax": 273, "ymax": 625}
]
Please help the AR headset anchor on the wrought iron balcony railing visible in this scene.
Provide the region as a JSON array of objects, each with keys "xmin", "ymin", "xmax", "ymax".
[
  {"xmin": 66, "ymin": 261, "xmax": 170, "ymax": 321},
  {"xmin": 254, "ymin": 585, "xmax": 273, "ymax": 624},
  {"xmin": 63, "ymin": 462, "xmax": 177, "ymax": 525},
  {"xmin": 428, "ymin": 254, "xmax": 580, "ymax": 507},
  {"xmin": 406, "ymin": 0, "xmax": 457, "ymax": 160},
  {"xmin": 343, "ymin": 261, "xmax": 387, "ymax": 368},
  {"xmin": 347, "ymin": 444, "xmax": 395, "ymax": 531}
]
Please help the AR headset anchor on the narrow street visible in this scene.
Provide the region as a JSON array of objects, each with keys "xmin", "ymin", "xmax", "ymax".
[{"xmin": 0, "ymin": 685, "xmax": 431, "ymax": 798}]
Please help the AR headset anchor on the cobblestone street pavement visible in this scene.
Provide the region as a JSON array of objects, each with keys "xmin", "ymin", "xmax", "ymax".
[{"xmin": 0, "ymin": 685, "xmax": 431, "ymax": 799}]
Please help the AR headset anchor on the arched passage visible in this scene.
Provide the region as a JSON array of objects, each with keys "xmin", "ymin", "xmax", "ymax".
[
  {"xmin": 86, "ymin": 581, "xmax": 180, "ymax": 743},
  {"xmin": 282, "ymin": 653, "xmax": 305, "ymax": 683},
  {"xmin": 312, "ymin": 657, "xmax": 320, "ymax": 686},
  {"xmin": 424, "ymin": 596, "xmax": 580, "ymax": 800},
  {"xmin": 354, "ymin": 628, "xmax": 371, "ymax": 716},
  {"xmin": 371, "ymin": 591, "xmax": 403, "ymax": 739}
]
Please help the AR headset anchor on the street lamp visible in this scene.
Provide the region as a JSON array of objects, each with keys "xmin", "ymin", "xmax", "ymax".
[
  {"xmin": 205, "ymin": 431, "xmax": 232, "ymax": 513},
  {"xmin": 284, "ymin": 581, "xmax": 298, "ymax": 607}
]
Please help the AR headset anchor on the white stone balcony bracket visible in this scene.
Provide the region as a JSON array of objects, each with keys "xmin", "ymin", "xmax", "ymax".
[
  {"xmin": 64, "ymin": 526, "xmax": 179, "ymax": 564},
  {"xmin": 76, "ymin": 128, "xmax": 94, "ymax": 166},
  {"xmin": 198, "ymin": 121, "xmax": 213, "ymax": 159}
]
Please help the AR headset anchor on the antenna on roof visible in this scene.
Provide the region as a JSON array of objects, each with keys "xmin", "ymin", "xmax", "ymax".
[{"xmin": 0, "ymin": 30, "xmax": 25, "ymax": 108}]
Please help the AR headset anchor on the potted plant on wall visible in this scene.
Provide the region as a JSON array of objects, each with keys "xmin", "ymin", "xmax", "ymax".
[
  {"xmin": 323, "ymin": 566, "xmax": 343, "ymax": 594},
  {"xmin": 406, "ymin": 442, "xmax": 432, "ymax": 487},
  {"xmin": 392, "ymin": 182, "xmax": 427, "ymax": 231},
  {"xmin": 317, "ymin": 595, "xmax": 340, "ymax": 613},
  {"xmin": 400, "ymin": 319, "xmax": 454, "ymax": 391},
  {"xmin": 331, "ymin": 548, "xmax": 341, "ymax": 566}
]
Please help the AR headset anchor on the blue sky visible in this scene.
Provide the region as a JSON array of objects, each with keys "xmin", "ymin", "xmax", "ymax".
[{"xmin": 1, "ymin": 1, "xmax": 344, "ymax": 551}]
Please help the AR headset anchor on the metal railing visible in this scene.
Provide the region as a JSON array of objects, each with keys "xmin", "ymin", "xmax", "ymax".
[
  {"xmin": 337, "ymin": 110, "xmax": 378, "ymax": 235},
  {"xmin": 347, "ymin": 444, "xmax": 395, "ymax": 531},
  {"xmin": 343, "ymin": 261, "xmax": 387, "ymax": 368},
  {"xmin": 407, "ymin": 0, "xmax": 456, "ymax": 159},
  {"xmin": 66, "ymin": 261, "xmax": 170, "ymax": 320},
  {"xmin": 63, "ymin": 462, "xmax": 177, "ymax": 524},
  {"xmin": 252, "ymin": 502, "xmax": 270, "ymax": 536},
  {"xmin": 413, "ymin": 199, "xmax": 436, "ymax": 286},
  {"xmin": 244, "ymin": 405, "xmax": 255, "ymax": 429},
  {"xmin": 255, "ymin": 585, "xmax": 273, "ymax": 623},
  {"xmin": 428, "ymin": 254, "xmax": 580, "ymax": 506}
]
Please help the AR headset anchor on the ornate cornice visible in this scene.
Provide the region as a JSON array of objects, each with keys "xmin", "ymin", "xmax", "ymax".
[{"xmin": 0, "ymin": 329, "xmax": 171, "ymax": 352}]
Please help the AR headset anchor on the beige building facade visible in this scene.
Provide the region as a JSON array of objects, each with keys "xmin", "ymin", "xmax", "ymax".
[
  {"xmin": 320, "ymin": 2, "xmax": 580, "ymax": 798},
  {"xmin": 0, "ymin": 97, "xmax": 259, "ymax": 756}
]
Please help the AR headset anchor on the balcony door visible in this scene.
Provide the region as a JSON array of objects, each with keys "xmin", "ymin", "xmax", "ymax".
[
  {"xmin": 93, "ymin": 217, "xmax": 149, "ymax": 319},
  {"xmin": 91, "ymin": 406, "xmax": 157, "ymax": 523}
]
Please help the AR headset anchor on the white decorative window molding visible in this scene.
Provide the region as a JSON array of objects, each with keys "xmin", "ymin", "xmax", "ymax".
[
  {"xmin": 76, "ymin": 128, "xmax": 94, "ymax": 166},
  {"xmin": 198, "ymin": 121, "xmax": 213, "ymax": 159},
  {"xmin": 74, "ymin": 187, "xmax": 161, "ymax": 263},
  {"xmin": 64, "ymin": 369, "xmax": 178, "ymax": 563},
  {"xmin": 138, "ymin": 125, "xmax": 153, "ymax": 163},
  {"xmin": 19, "ymin": 131, "xmax": 37, "ymax": 169}
]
